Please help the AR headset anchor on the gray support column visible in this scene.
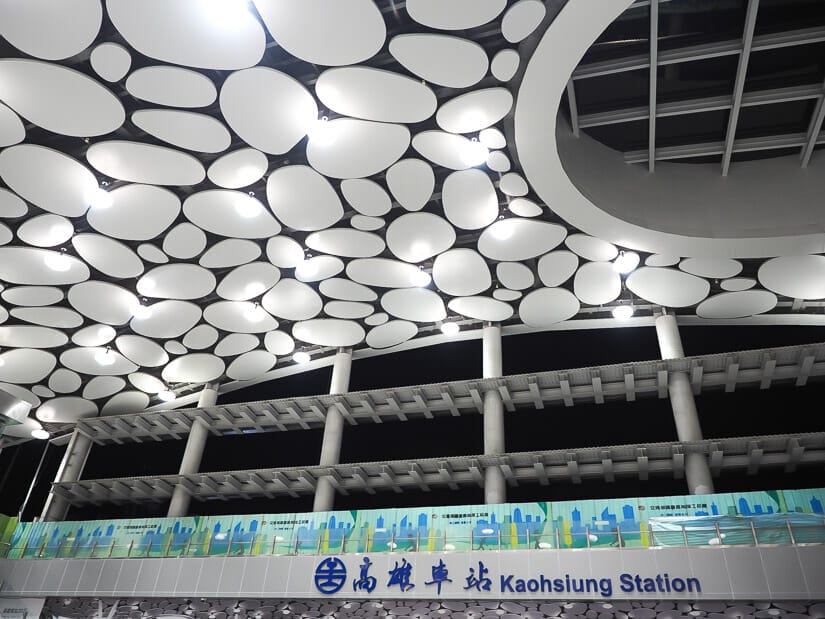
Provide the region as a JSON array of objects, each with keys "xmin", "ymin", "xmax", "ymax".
[
  {"xmin": 41, "ymin": 430, "xmax": 93, "ymax": 521},
  {"xmin": 482, "ymin": 323, "xmax": 506, "ymax": 504},
  {"xmin": 313, "ymin": 348, "xmax": 353, "ymax": 512},
  {"xmin": 166, "ymin": 383, "xmax": 218, "ymax": 518},
  {"xmin": 655, "ymin": 313, "xmax": 715, "ymax": 495}
]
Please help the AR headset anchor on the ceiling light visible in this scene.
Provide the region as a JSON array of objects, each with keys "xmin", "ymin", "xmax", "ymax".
[
  {"xmin": 157, "ymin": 389, "xmax": 175, "ymax": 402},
  {"xmin": 244, "ymin": 302, "xmax": 266, "ymax": 323},
  {"xmin": 245, "ymin": 281, "xmax": 266, "ymax": 297},
  {"xmin": 612, "ymin": 305, "xmax": 634, "ymax": 320},
  {"xmin": 44, "ymin": 251, "xmax": 71, "ymax": 272},
  {"xmin": 461, "ymin": 138, "xmax": 489, "ymax": 167},
  {"xmin": 409, "ymin": 269, "xmax": 431, "ymax": 287},
  {"xmin": 613, "ymin": 250, "xmax": 640, "ymax": 274},
  {"xmin": 295, "ymin": 258, "xmax": 318, "ymax": 279},
  {"xmin": 293, "ymin": 351, "xmax": 311, "ymax": 364},
  {"xmin": 95, "ymin": 347, "xmax": 116, "ymax": 366},
  {"xmin": 88, "ymin": 187, "xmax": 113, "ymax": 210},
  {"xmin": 140, "ymin": 277, "xmax": 156, "ymax": 292},
  {"xmin": 31, "ymin": 428, "xmax": 50, "ymax": 440},
  {"xmin": 441, "ymin": 322, "xmax": 459, "ymax": 336},
  {"xmin": 97, "ymin": 325, "xmax": 115, "ymax": 340},
  {"xmin": 490, "ymin": 220, "xmax": 513, "ymax": 241},
  {"xmin": 234, "ymin": 197, "xmax": 262, "ymax": 218},
  {"xmin": 131, "ymin": 303, "xmax": 151, "ymax": 320},
  {"xmin": 308, "ymin": 116, "xmax": 335, "ymax": 146}
]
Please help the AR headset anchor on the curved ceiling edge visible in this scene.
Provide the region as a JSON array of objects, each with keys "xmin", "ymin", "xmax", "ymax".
[{"xmin": 514, "ymin": 0, "xmax": 825, "ymax": 259}]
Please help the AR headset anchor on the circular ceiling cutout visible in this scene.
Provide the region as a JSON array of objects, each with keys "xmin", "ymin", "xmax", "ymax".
[
  {"xmin": 382, "ymin": 288, "xmax": 446, "ymax": 322},
  {"xmin": 2, "ymin": 286, "xmax": 63, "ymax": 307},
  {"xmin": 518, "ymin": 288, "xmax": 580, "ymax": 327},
  {"xmin": 201, "ymin": 238, "xmax": 261, "ymax": 269},
  {"xmin": 305, "ymin": 229, "xmax": 386, "ymax": 258},
  {"xmin": 497, "ymin": 262, "xmax": 534, "ymax": 290},
  {"xmin": 385, "ymin": 159, "xmax": 434, "ymax": 212},
  {"xmin": 36, "ymin": 397, "xmax": 98, "ymax": 424},
  {"xmin": 565, "ymin": 234, "xmax": 618, "ymax": 262},
  {"xmin": 17, "ymin": 214, "xmax": 73, "ymax": 247},
  {"xmin": 203, "ymin": 301, "xmax": 278, "ymax": 334},
  {"xmin": 162, "ymin": 353, "xmax": 225, "ymax": 383},
  {"xmin": 389, "ymin": 34, "xmax": 488, "ymax": 88},
  {"xmin": 184, "ymin": 190, "xmax": 281, "ymax": 238},
  {"xmin": 0, "ymin": 0, "xmax": 101, "ymax": 60},
  {"xmin": 132, "ymin": 109, "xmax": 231, "ymax": 154},
  {"xmin": 499, "ymin": 173, "xmax": 529, "ymax": 197},
  {"xmin": 49, "ymin": 368, "xmax": 83, "ymax": 394},
  {"xmin": 0, "ymin": 59, "xmax": 123, "ymax": 136},
  {"xmin": 72, "ymin": 234, "xmax": 144, "ymax": 279},
  {"xmin": 295, "ymin": 255, "xmax": 344, "ymax": 283},
  {"xmin": 0, "ymin": 247, "xmax": 89, "ymax": 285},
  {"xmin": 680, "ymin": 257, "xmax": 743, "ymax": 279},
  {"xmin": 696, "ymin": 290, "xmax": 777, "ymax": 319},
  {"xmin": 437, "ymin": 88, "xmax": 513, "ymax": 134},
  {"xmin": 130, "ymin": 300, "xmax": 201, "ymax": 339},
  {"xmin": 347, "ymin": 258, "xmax": 424, "ymax": 289},
  {"xmin": 509, "ymin": 198, "xmax": 542, "ymax": 218},
  {"xmin": 129, "ymin": 372, "xmax": 166, "ymax": 394},
  {"xmin": 227, "ymin": 350, "xmax": 276, "ymax": 381},
  {"xmin": 491, "ymin": 49, "xmax": 520, "ymax": 82},
  {"xmin": 365, "ymin": 312, "xmax": 388, "ymax": 326},
  {"xmin": 319, "ymin": 278, "xmax": 377, "ymax": 302},
  {"xmin": 324, "ymin": 301, "xmax": 373, "ymax": 320},
  {"xmin": 626, "ymin": 267, "xmax": 711, "ymax": 307},
  {"xmin": 307, "ymin": 118, "xmax": 410, "ymax": 179},
  {"xmin": 182, "ymin": 324, "xmax": 219, "ymax": 350},
  {"xmin": 412, "ymin": 131, "xmax": 491, "ymax": 171},
  {"xmin": 316, "ymin": 67, "xmax": 437, "ymax": 124},
  {"xmin": 72, "ymin": 324, "xmax": 115, "ymax": 347},
  {"xmin": 406, "ymin": 0, "xmax": 505, "ymax": 30},
  {"xmin": 90, "ymin": 42, "xmax": 131, "ymax": 82},
  {"xmin": 263, "ymin": 330, "xmax": 293, "ymax": 356},
  {"xmin": 0, "ymin": 326, "xmax": 67, "ymax": 349},
  {"xmin": 61, "ymin": 346, "xmax": 138, "ymax": 376},
  {"xmin": 0, "ymin": 349, "xmax": 56, "ymax": 382},
  {"xmin": 83, "ymin": 376, "xmax": 126, "ymax": 400},
  {"xmin": 137, "ymin": 244, "xmax": 168, "ymax": 264},
  {"xmin": 267, "ymin": 166, "xmax": 343, "ymax": 231},
  {"xmin": 442, "ymin": 169, "xmax": 498, "ymax": 230},
  {"xmin": 448, "ymin": 296, "xmax": 513, "ymax": 322},
  {"xmin": 433, "ymin": 249, "xmax": 491, "ymax": 296},
  {"xmin": 107, "ymin": 0, "xmax": 265, "ymax": 70},
  {"xmin": 163, "ymin": 223, "xmax": 207, "ymax": 260},
  {"xmin": 0, "ymin": 188, "xmax": 27, "ymax": 218},
  {"xmin": 100, "ymin": 391, "xmax": 149, "ymax": 416},
  {"xmin": 11, "ymin": 306, "xmax": 83, "ymax": 329},
  {"xmin": 125, "ymin": 65, "xmax": 217, "ymax": 108},
  {"xmin": 68, "ymin": 282, "xmax": 137, "ymax": 325},
  {"xmin": 758, "ymin": 255, "xmax": 825, "ymax": 299},
  {"xmin": 208, "ymin": 148, "xmax": 268, "ymax": 189},
  {"xmin": 721, "ymin": 277, "xmax": 757, "ymax": 292},
  {"xmin": 261, "ymin": 279, "xmax": 322, "ymax": 321},
  {"xmin": 537, "ymin": 250, "xmax": 579, "ymax": 287},
  {"xmin": 115, "ymin": 335, "xmax": 169, "ymax": 367},
  {"xmin": 351, "ymin": 215, "xmax": 385, "ymax": 231},
  {"xmin": 216, "ymin": 333, "xmax": 259, "ymax": 357},
  {"xmin": 501, "ymin": 0, "xmax": 546, "ymax": 43},
  {"xmin": 366, "ymin": 320, "xmax": 418, "ymax": 349},
  {"xmin": 387, "ymin": 213, "xmax": 456, "ymax": 263},
  {"xmin": 573, "ymin": 262, "xmax": 621, "ymax": 306},
  {"xmin": 265, "ymin": 236, "xmax": 304, "ymax": 269},
  {"xmin": 478, "ymin": 219, "xmax": 567, "ymax": 261},
  {"xmin": 292, "ymin": 319, "xmax": 365, "ymax": 347},
  {"xmin": 341, "ymin": 178, "xmax": 392, "ymax": 216},
  {"xmin": 217, "ymin": 262, "xmax": 281, "ymax": 301},
  {"xmin": 253, "ymin": 0, "xmax": 385, "ymax": 66},
  {"xmin": 646, "ymin": 254, "xmax": 681, "ymax": 267},
  {"xmin": 0, "ymin": 103, "xmax": 25, "ymax": 147},
  {"xmin": 86, "ymin": 141, "xmax": 206, "ymax": 186}
]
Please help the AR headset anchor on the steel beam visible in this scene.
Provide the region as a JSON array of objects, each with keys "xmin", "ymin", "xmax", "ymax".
[
  {"xmin": 801, "ymin": 77, "xmax": 825, "ymax": 167},
  {"xmin": 648, "ymin": 0, "xmax": 659, "ymax": 172}
]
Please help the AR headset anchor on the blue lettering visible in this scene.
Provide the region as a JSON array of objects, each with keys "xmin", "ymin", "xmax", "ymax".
[
  {"xmin": 619, "ymin": 573, "xmax": 635, "ymax": 592},
  {"xmin": 500, "ymin": 574, "xmax": 514, "ymax": 593}
]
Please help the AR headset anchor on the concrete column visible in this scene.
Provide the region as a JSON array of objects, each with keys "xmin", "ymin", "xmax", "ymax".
[
  {"xmin": 41, "ymin": 430, "xmax": 93, "ymax": 521},
  {"xmin": 166, "ymin": 383, "xmax": 218, "ymax": 518},
  {"xmin": 313, "ymin": 348, "xmax": 353, "ymax": 512},
  {"xmin": 482, "ymin": 323, "xmax": 506, "ymax": 504},
  {"xmin": 655, "ymin": 313, "xmax": 715, "ymax": 495}
]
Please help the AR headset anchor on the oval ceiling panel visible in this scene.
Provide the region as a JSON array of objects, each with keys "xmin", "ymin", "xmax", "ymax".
[
  {"xmin": 90, "ymin": 42, "xmax": 131, "ymax": 82},
  {"xmin": 573, "ymin": 262, "xmax": 621, "ymax": 306},
  {"xmin": 83, "ymin": 375, "xmax": 126, "ymax": 400},
  {"xmin": 162, "ymin": 223, "xmax": 207, "ymax": 260},
  {"xmin": 381, "ymin": 288, "xmax": 446, "ymax": 323},
  {"xmin": 68, "ymin": 281, "xmax": 138, "ymax": 325},
  {"xmin": 499, "ymin": 173, "xmax": 529, "ymax": 197},
  {"xmin": 11, "ymin": 306, "xmax": 83, "ymax": 329},
  {"xmin": 442, "ymin": 169, "xmax": 498, "ymax": 230},
  {"xmin": 351, "ymin": 215, "xmax": 385, "ymax": 231},
  {"xmin": 389, "ymin": 34, "xmax": 488, "ymax": 88},
  {"xmin": 265, "ymin": 236, "xmax": 304, "ymax": 269},
  {"xmin": 412, "ymin": 131, "xmax": 489, "ymax": 171},
  {"xmin": 346, "ymin": 258, "xmax": 423, "ymax": 289},
  {"xmin": 341, "ymin": 178, "xmax": 392, "ymax": 216},
  {"xmin": 324, "ymin": 301, "xmax": 373, "ymax": 320},
  {"xmin": 0, "ymin": 0, "xmax": 101, "ymax": 60},
  {"xmin": 432, "ymin": 249, "xmax": 492, "ymax": 296},
  {"xmin": 2, "ymin": 286, "xmax": 63, "ymax": 307},
  {"xmin": 721, "ymin": 277, "xmax": 757, "ymax": 292},
  {"xmin": 130, "ymin": 300, "xmax": 201, "ymax": 339},
  {"xmin": 107, "ymin": 0, "xmax": 265, "ymax": 69},
  {"xmin": 491, "ymin": 49, "xmax": 520, "ymax": 82},
  {"xmin": 203, "ymin": 301, "xmax": 278, "ymax": 334},
  {"xmin": 72, "ymin": 234, "xmax": 144, "ymax": 279},
  {"xmin": 16, "ymin": 214, "xmax": 73, "ymax": 248},
  {"xmin": 0, "ymin": 59, "xmax": 123, "ymax": 136},
  {"xmin": 680, "ymin": 257, "xmax": 743, "ymax": 279},
  {"xmin": 183, "ymin": 190, "xmax": 281, "ymax": 238},
  {"xmin": 365, "ymin": 312, "xmax": 388, "ymax": 326},
  {"xmin": 129, "ymin": 372, "xmax": 166, "ymax": 394},
  {"xmin": 564, "ymin": 234, "xmax": 618, "ymax": 262},
  {"xmin": 366, "ymin": 320, "xmax": 418, "ymax": 349},
  {"xmin": 207, "ymin": 148, "xmax": 268, "ymax": 189},
  {"xmin": 518, "ymin": 288, "xmax": 580, "ymax": 327},
  {"xmin": 478, "ymin": 219, "xmax": 567, "ymax": 261},
  {"xmin": 502, "ymin": 0, "xmax": 546, "ymax": 43},
  {"xmin": 125, "ymin": 65, "xmax": 217, "ymax": 107},
  {"xmin": 386, "ymin": 213, "xmax": 456, "ymax": 263},
  {"xmin": 385, "ymin": 159, "xmax": 434, "ymax": 212},
  {"xmin": 220, "ymin": 67, "xmax": 316, "ymax": 155},
  {"xmin": 49, "ymin": 368, "xmax": 83, "ymax": 394},
  {"xmin": 0, "ymin": 349, "xmax": 56, "ymax": 382},
  {"xmin": 494, "ymin": 288, "xmax": 522, "ymax": 301},
  {"xmin": 0, "ymin": 222, "xmax": 10, "ymax": 245},
  {"xmin": 216, "ymin": 333, "xmax": 260, "ymax": 357},
  {"xmin": 100, "ymin": 391, "xmax": 149, "ymax": 416},
  {"xmin": 262, "ymin": 279, "xmax": 322, "ymax": 321},
  {"xmin": 406, "ymin": 0, "xmax": 506, "ymax": 29},
  {"xmin": 217, "ymin": 262, "xmax": 281, "ymax": 301},
  {"xmin": 201, "ymin": 238, "xmax": 262, "ymax": 269},
  {"xmin": 0, "ymin": 384, "xmax": 40, "ymax": 410},
  {"xmin": 319, "ymin": 278, "xmax": 377, "ymax": 302},
  {"xmin": 449, "ymin": 296, "xmax": 513, "ymax": 322},
  {"xmin": 115, "ymin": 335, "xmax": 169, "ymax": 368},
  {"xmin": 437, "ymin": 88, "xmax": 513, "ymax": 134},
  {"xmin": 37, "ymin": 397, "xmax": 98, "ymax": 423},
  {"xmin": 0, "ymin": 247, "xmax": 89, "ymax": 285},
  {"xmin": 294, "ymin": 255, "xmax": 344, "ymax": 283},
  {"xmin": 758, "ymin": 255, "xmax": 825, "ymax": 299},
  {"xmin": 646, "ymin": 254, "xmax": 681, "ymax": 267},
  {"xmin": 72, "ymin": 324, "xmax": 115, "ymax": 347},
  {"xmin": 307, "ymin": 118, "xmax": 410, "ymax": 179},
  {"xmin": 263, "ymin": 331, "xmax": 294, "ymax": 356},
  {"xmin": 253, "ymin": 0, "xmax": 385, "ymax": 66},
  {"xmin": 537, "ymin": 250, "xmax": 579, "ymax": 287},
  {"xmin": 138, "ymin": 264, "xmax": 216, "ymax": 300},
  {"xmin": 0, "ymin": 326, "xmax": 67, "ymax": 349},
  {"xmin": 0, "ymin": 188, "xmax": 27, "ymax": 218},
  {"xmin": 487, "ymin": 151, "xmax": 511, "ymax": 173},
  {"xmin": 497, "ymin": 262, "xmax": 535, "ymax": 290},
  {"xmin": 137, "ymin": 244, "xmax": 168, "ymax": 264},
  {"xmin": 165, "ymin": 341, "xmax": 187, "ymax": 355},
  {"xmin": 305, "ymin": 229, "xmax": 386, "ymax": 258},
  {"xmin": 480, "ymin": 128, "xmax": 507, "ymax": 149},
  {"xmin": 626, "ymin": 267, "xmax": 711, "ymax": 307},
  {"xmin": 182, "ymin": 324, "xmax": 219, "ymax": 350},
  {"xmin": 162, "ymin": 353, "xmax": 225, "ymax": 383},
  {"xmin": 86, "ymin": 141, "xmax": 205, "ymax": 186},
  {"xmin": 267, "ymin": 166, "xmax": 343, "ymax": 231},
  {"xmin": 132, "ymin": 109, "xmax": 231, "ymax": 154},
  {"xmin": 696, "ymin": 290, "xmax": 777, "ymax": 319},
  {"xmin": 61, "ymin": 346, "xmax": 138, "ymax": 376},
  {"xmin": 0, "ymin": 103, "xmax": 25, "ymax": 147},
  {"xmin": 227, "ymin": 350, "xmax": 277, "ymax": 381},
  {"xmin": 292, "ymin": 319, "xmax": 365, "ymax": 347}
]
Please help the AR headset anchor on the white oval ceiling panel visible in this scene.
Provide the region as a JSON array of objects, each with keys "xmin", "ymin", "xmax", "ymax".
[
  {"xmin": 387, "ymin": 213, "xmax": 456, "ymax": 263},
  {"xmin": 129, "ymin": 372, "xmax": 166, "ymax": 394},
  {"xmin": 202, "ymin": 238, "xmax": 261, "ymax": 269},
  {"xmin": 37, "ymin": 397, "xmax": 98, "ymax": 424},
  {"xmin": 0, "ymin": 222, "xmax": 10, "ymax": 245},
  {"xmin": 341, "ymin": 178, "xmax": 392, "ymax": 216},
  {"xmin": 162, "ymin": 223, "xmax": 207, "ymax": 260},
  {"xmin": 107, "ymin": 0, "xmax": 265, "ymax": 70},
  {"xmin": 0, "ymin": 0, "xmax": 101, "ymax": 60},
  {"xmin": 125, "ymin": 65, "xmax": 217, "ymax": 108},
  {"xmin": 2, "ymin": 286, "xmax": 63, "ymax": 307},
  {"xmin": 389, "ymin": 34, "xmax": 488, "ymax": 88},
  {"xmin": 203, "ymin": 301, "xmax": 278, "ymax": 334},
  {"xmin": 412, "ymin": 131, "xmax": 489, "ymax": 171},
  {"xmin": 646, "ymin": 254, "xmax": 681, "ymax": 267},
  {"xmin": 0, "ymin": 188, "xmax": 27, "ymax": 218},
  {"xmin": 87, "ymin": 141, "xmax": 205, "ymax": 185},
  {"xmin": 265, "ymin": 236, "xmax": 304, "ymax": 269},
  {"xmin": 537, "ymin": 250, "xmax": 579, "ymax": 287},
  {"xmin": 0, "ymin": 59, "xmax": 123, "ymax": 136},
  {"xmin": 721, "ymin": 277, "xmax": 757, "ymax": 292},
  {"xmin": 479, "ymin": 219, "xmax": 567, "ymax": 261},
  {"xmin": 267, "ymin": 166, "xmax": 343, "ymax": 231},
  {"xmin": 0, "ymin": 247, "xmax": 89, "ymax": 285},
  {"xmin": 261, "ymin": 279, "xmax": 322, "ymax": 321},
  {"xmin": 442, "ymin": 169, "xmax": 499, "ymax": 230},
  {"xmin": 0, "ymin": 103, "xmax": 25, "ymax": 147},
  {"xmin": 487, "ymin": 151, "xmax": 511, "ymax": 173},
  {"xmin": 61, "ymin": 346, "xmax": 138, "ymax": 376},
  {"xmin": 138, "ymin": 265, "xmax": 216, "ymax": 300},
  {"xmin": 16, "ymin": 214, "xmax": 73, "ymax": 248},
  {"xmin": 0, "ymin": 349, "xmax": 56, "ymax": 382},
  {"xmin": 499, "ymin": 172, "xmax": 529, "ymax": 197},
  {"xmin": 696, "ymin": 290, "xmax": 777, "ymax": 319},
  {"xmin": 479, "ymin": 128, "xmax": 506, "ymax": 149},
  {"xmin": 182, "ymin": 324, "xmax": 219, "ymax": 350},
  {"xmin": 433, "ymin": 249, "xmax": 491, "ymax": 296},
  {"xmin": 365, "ymin": 312, "xmax": 388, "ymax": 326},
  {"xmin": 68, "ymin": 281, "xmax": 137, "ymax": 325},
  {"xmin": 491, "ymin": 49, "xmax": 520, "ymax": 82},
  {"xmin": 132, "ymin": 109, "xmax": 231, "ymax": 154},
  {"xmin": 437, "ymin": 88, "xmax": 513, "ymax": 134},
  {"xmin": 494, "ymin": 288, "xmax": 522, "ymax": 301},
  {"xmin": 324, "ymin": 301, "xmax": 373, "ymax": 320},
  {"xmin": 292, "ymin": 319, "xmax": 365, "ymax": 347},
  {"xmin": 758, "ymin": 255, "xmax": 825, "ymax": 299},
  {"xmin": 165, "ymin": 341, "xmax": 187, "ymax": 355},
  {"xmin": 227, "ymin": 350, "xmax": 276, "ymax": 381},
  {"xmin": 162, "ymin": 353, "xmax": 225, "ymax": 383},
  {"xmin": 0, "ymin": 144, "xmax": 97, "ymax": 217},
  {"xmin": 216, "ymin": 333, "xmax": 260, "ymax": 357},
  {"xmin": 130, "ymin": 300, "xmax": 201, "ymax": 339},
  {"xmin": 564, "ymin": 234, "xmax": 618, "ymax": 262},
  {"xmin": 449, "ymin": 296, "xmax": 513, "ymax": 322},
  {"xmin": 72, "ymin": 234, "xmax": 144, "ymax": 279},
  {"xmin": 679, "ymin": 257, "xmax": 743, "ymax": 279},
  {"xmin": 518, "ymin": 288, "xmax": 580, "ymax": 328},
  {"xmin": 72, "ymin": 324, "xmax": 115, "ymax": 347},
  {"xmin": 11, "ymin": 307, "xmax": 83, "ymax": 329},
  {"xmin": 382, "ymin": 288, "xmax": 446, "ymax": 322},
  {"xmin": 317, "ymin": 67, "xmax": 437, "ymax": 124},
  {"xmin": 295, "ymin": 255, "xmax": 344, "ymax": 283},
  {"xmin": 83, "ymin": 375, "xmax": 126, "ymax": 400},
  {"xmin": 49, "ymin": 368, "xmax": 82, "ymax": 394},
  {"xmin": 366, "ymin": 320, "xmax": 418, "ymax": 349},
  {"xmin": 259, "ymin": 331, "xmax": 292, "ymax": 358},
  {"xmin": 0, "ymin": 326, "xmax": 67, "ymax": 349},
  {"xmin": 90, "ymin": 42, "xmax": 131, "ymax": 82},
  {"xmin": 406, "ymin": 0, "xmax": 505, "ymax": 29},
  {"xmin": 100, "ymin": 391, "xmax": 149, "ymax": 416},
  {"xmin": 626, "ymin": 267, "xmax": 711, "ymax": 307},
  {"xmin": 137, "ymin": 244, "xmax": 168, "ymax": 264},
  {"xmin": 305, "ymin": 229, "xmax": 386, "ymax": 258},
  {"xmin": 573, "ymin": 262, "xmax": 621, "ymax": 306},
  {"xmin": 208, "ymin": 148, "xmax": 268, "ymax": 189},
  {"xmin": 319, "ymin": 278, "xmax": 377, "ymax": 302},
  {"xmin": 115, "ymin": 335, "xmax": 169, "ymax": 368},
  {"xmin": 502, "ymin": 0, "xmax": 546, "ymax": 43},
  {"xmin": 220, "ymin": 67, "xmax": 316, "ymax": 155},
  {"xmin": 497, "ymin": 262, "xmax": 534, "ymax": 290},
  {"xmin": 385, "ymin": 159, "xmax": 434, "ymax": 212},
  {"xmin": 184, "ymin": 190, "xmax": 281, "ymax": 238},
  {"xmin": 253, "ymin": 0, "xmax": 385, "ymax": 66},
  {"xmin": 31, "ymin": 385, "xmax": 54, "ymax": 398},
  {"xmin": 307, "ymin": 118, "xmax": 410, "ymax": 179},
  {"xmin": 217, "ymin": 262, "xmax": 281, "ymax": 301},
  {"xmin": 351, "ymin": 215, "xmax": 385, "ymax": 231},
  {"xmin": 347, "ymin": 258, "xmax": 423, "ymax": 289}
]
